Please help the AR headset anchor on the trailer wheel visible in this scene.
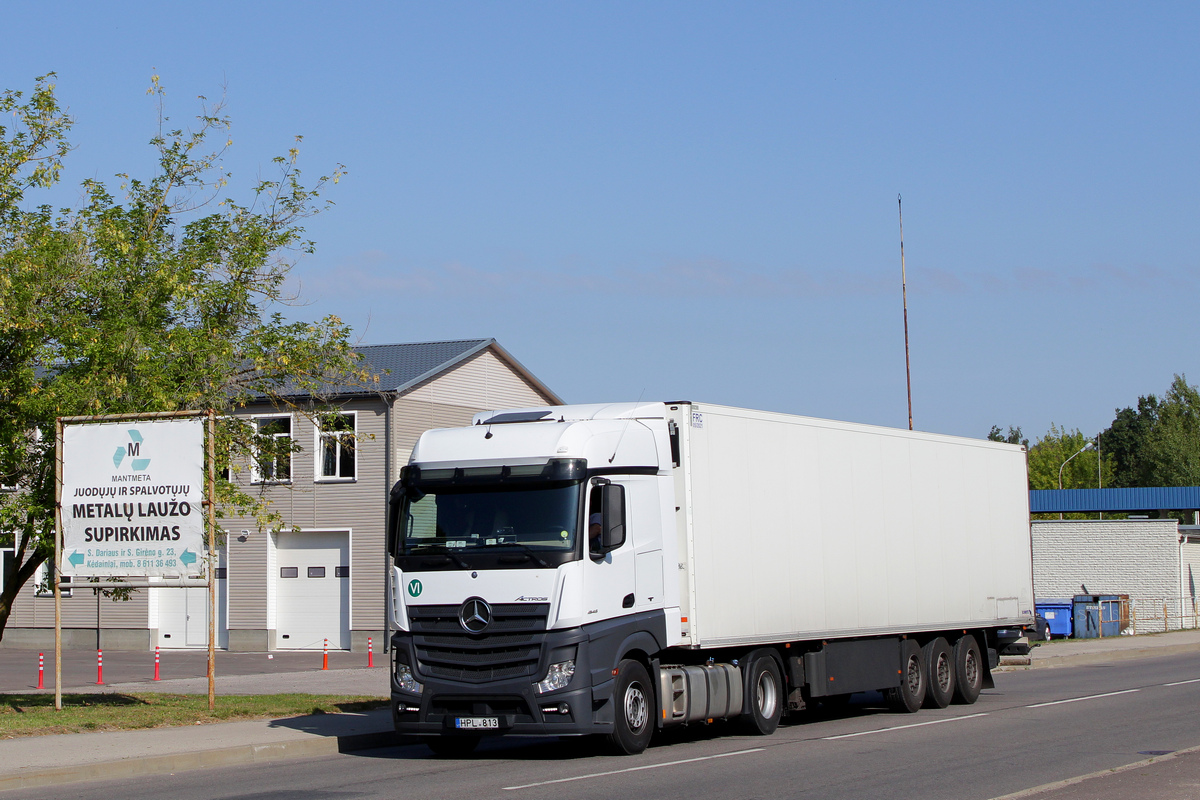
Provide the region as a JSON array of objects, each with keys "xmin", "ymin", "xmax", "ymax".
[
  {"xmin": 739, "ymin": 652, "xmax": 783, "ymax": 735},
  {"xmin": 426, "ymin": 735, "xmax": 480, "ymax": 758},
  {"xmin": 885, "ymin": 638, "xmax": 926, "ymax": 713},
  {"xmin": 952, "ymin": 635, "xmax": 983, "ymax": 705},
  {"xmin": 610, "ymin": 659, "xmax": 654, "ymax": 755},
  {"xmin": 922, "ymin": 637, "xmax": 955, "ymax": 709}
]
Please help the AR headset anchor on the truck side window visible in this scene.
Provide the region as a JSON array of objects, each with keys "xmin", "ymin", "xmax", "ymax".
[{"xmin": 588, "ymin": 486, "xmax": 603, "ymax": 558}]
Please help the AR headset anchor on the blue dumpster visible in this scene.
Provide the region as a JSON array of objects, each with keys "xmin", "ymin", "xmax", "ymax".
[
  {"xmin": 1036, "ymin": 600, "xmax": 1074, "ymax": 638},
  {"xmin": 1072, "ymin": 595, "xmax": 1101, "ymax": 638},
  {"xmin": 1097, "ymin": 595, "xmax": 1121, "ymax": 637}
]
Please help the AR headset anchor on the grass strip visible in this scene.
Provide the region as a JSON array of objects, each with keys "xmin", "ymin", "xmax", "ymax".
[{"xmin": 0, "ymin": 693, "xmax": 388, "ymax": 738}]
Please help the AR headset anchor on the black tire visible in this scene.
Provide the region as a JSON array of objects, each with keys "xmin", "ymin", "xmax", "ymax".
[
  {"xmin": 952, "ymin": 634, "xmax": 984, "ymax": 705},
  {"xmin": 609, "ymin": 659, "xmax": 654, "ymax": 755},
  {"xmin": 739, "ymin": 652, "xmax": 783, "ymax": 735},
  {"xmin": 885, "ymin": 638, "xmax": 926, "ymax": 713},
  {"xmin": 426, "ymin": 735, "xmax": 480, "ymax": 758},
  {"xmin": 922, "ymin": 637, "xmax": 955, "ymax": 709}
]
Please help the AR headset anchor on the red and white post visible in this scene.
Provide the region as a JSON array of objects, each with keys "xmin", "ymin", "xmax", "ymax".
[
  {"xmin": 96, "ymin": 649, "xmax": 104, "ymax": 685},
  {"xmin": 322, "ymin": 638, "xmax": 329, "ymax": 671},
  {"xmin": 37, "ymin": 652, "xmax": 44, "ymax": 689},
  {"xmin": 367, "ymin": 637, "xmax": 374, "ymax": 668},
  {"xmin": 154, "ymin": 645, "xmax": 161, "ymax": 681}
]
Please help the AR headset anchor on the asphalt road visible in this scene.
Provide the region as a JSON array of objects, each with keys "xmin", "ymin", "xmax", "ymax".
[{"xmin": 6, "ymin": 653, "xmax": 1200, "ymax": 800}]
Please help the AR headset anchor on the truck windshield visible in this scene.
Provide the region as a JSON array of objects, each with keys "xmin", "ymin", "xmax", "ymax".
[{"xmin": 399, "ymin": 481, "xmax": 581, "ymax": 568}]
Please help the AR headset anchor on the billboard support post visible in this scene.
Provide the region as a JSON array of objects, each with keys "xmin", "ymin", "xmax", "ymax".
[
  {"xmin": 54, "ymin": 418, "xmax": 63, "ymax": 711},
  {"xmin": 206, "ymin": 409, "xmax": 216, "ymax": 711}
]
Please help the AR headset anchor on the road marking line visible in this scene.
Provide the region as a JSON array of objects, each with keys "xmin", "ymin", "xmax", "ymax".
[
  {"xmin": 1165, "ymin": 678, "xmax": 1200, "ymax": 686},
  {"xmin": 1026, "ymin": 688, "xmax": 1139, "ymax": 708},
  {"xmin": 501, "ymin": 747, "xmax": 764, "ymax": 790},
  {"xmin": 820, "ymin": 712, "xmax": 988, "ymax": 740}
]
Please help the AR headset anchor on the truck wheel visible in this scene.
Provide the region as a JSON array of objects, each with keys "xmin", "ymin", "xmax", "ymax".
[
  {"xmin": 609, "ymin": 659, "xmax": 654, "ymax": 755},
  {"xmin": 952, "ymin": 635, "xmax": 983, "ymax": 705},
  {"xmin": 885, "ymin": 638, "xmax": 926, "ymax": 713},
  {"xmin": 739, "ymin": 652, "xmax": 783, "ymax": 735},
  {"xmin": 426, "ymin": 735, "xmax": 480, "ymax": 757},
  {"xmin": 922, "ymin": 637, "xmax": 955, "ymax": 709}
]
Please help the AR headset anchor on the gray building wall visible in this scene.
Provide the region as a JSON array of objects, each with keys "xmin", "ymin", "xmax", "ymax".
[{"xmin": 1031, "ymin": 519, "xmax": 1181, "ymax": 602}]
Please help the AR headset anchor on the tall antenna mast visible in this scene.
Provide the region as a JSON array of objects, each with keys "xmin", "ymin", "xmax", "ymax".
[{"xmin": 899, "ymin": 194, "xmax": 913, "ymax": 431}]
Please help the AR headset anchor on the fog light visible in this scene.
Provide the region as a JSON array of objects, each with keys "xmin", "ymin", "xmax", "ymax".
[
  {"xmin": 395, "ymin": 662, "xmax": 424, "ymax": 695},
  {"xmin": 535, "ymin": 659, "xmax": 575, "ymax": 694},
  {"xmin": 541, "ymin": 702, "xmax": 570, "ymax": 715}
]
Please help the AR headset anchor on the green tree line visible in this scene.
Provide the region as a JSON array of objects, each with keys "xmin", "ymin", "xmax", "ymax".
[{"xmin": 990, "ymin": 374, "xmax": 1200, "ymax": 518}]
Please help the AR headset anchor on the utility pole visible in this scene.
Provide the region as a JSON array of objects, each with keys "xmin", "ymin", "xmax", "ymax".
[{"xmin": 899, "ymin": 195, "xmax": 913, "ymax": 430}]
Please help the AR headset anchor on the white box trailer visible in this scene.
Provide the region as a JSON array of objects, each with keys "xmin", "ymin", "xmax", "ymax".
[
  {"xmin": 678, "ymin": 404, "xmax": 1033, "ymax": 648},
  {"xmin": 387, "ymin": 401, "xmax": 1034, "ymax": 756}
]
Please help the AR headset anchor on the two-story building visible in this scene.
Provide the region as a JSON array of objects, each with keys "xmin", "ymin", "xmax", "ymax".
[{"xmin": 1, "ymin": 338, "xmax": 561, "ymax": 651}]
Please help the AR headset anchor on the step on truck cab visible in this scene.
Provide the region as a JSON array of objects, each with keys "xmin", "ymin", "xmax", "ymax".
[{"xmin": 387, "ymin": 402, "xmax": 1034, "ymax": 755}]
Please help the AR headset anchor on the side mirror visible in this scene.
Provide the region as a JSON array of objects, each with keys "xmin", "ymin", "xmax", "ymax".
[{"xmin": 600, "ymin": 483, "xmax": 626, "ymax": 552}]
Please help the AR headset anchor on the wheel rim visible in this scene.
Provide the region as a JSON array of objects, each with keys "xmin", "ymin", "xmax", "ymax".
[
  {"xmin": 757, "ymin": 669, "xmax": 779, "ymax": 718},
  {"xmin": 624, "ymin": 681, "xmax": 648, "ymax": 733},
  {"xmin": 935, "ymin": 652, "xmax": 952, "ymax": 693},
  {"xmin": 963, "ymin": 648, "xmax": 979, "ymax": 688},
  {"xmin": 906, "ymin": 654, "xmax": 922, "ymax": 695}
]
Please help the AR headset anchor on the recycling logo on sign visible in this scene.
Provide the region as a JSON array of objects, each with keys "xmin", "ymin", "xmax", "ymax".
[{"xmin": 111, "ymin": 429, "xmax": 151, "ymax": 471}]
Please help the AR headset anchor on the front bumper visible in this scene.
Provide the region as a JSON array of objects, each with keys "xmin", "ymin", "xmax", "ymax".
[{"xmin": 390, "ymin": 628, "xmax": 610, "ymax": 737}]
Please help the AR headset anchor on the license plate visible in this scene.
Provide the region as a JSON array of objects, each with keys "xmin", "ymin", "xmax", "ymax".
[{"xmin": 455, "ymin": 717, "xmax": 499, "ymax": 730}]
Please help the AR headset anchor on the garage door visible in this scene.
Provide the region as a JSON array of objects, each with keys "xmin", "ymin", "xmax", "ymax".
[{"xmin": 275, "ymin": 531, "xmax": 350, "ymax": 650}]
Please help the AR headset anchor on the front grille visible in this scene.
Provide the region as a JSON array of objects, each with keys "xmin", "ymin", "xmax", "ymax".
[{"xmin": 409, "ymin": 603, "xmax": 550, "ymax": 684}]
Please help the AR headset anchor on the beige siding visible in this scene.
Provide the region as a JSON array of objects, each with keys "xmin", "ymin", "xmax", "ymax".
[
  {"xmin": 221, "ymin": 397, "xmax": 389, "ymax": 635},
  {"xmin": 8, "ymin": 580, "xmax": 149, "ymax": 629},
  {"xmin": 393, "ymin": 347, "xmax": 555, "ymax": 469}
]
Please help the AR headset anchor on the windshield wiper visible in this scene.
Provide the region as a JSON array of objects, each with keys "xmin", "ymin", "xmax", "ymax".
[
  {"xmin": 491, "ymin": 542, "xmax": 550, "ymax": 568},
  {"xmin": 409, "ymin": 544, "xmax": 471, "ymax": 569}
]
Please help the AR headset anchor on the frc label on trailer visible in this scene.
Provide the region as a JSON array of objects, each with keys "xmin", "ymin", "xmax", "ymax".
[{"xmin": 61, "ymin": 418, "xmax": 205, "ymax": 577}]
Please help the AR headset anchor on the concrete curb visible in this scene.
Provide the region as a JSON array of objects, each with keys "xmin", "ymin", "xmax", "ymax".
[
  {"xmin": 0, "ymin": 728, "xmax": 403, "ymax": 792},
  {"xmin": 996, "ymin": 640, "xmax": 1200, "ymax": 671}
]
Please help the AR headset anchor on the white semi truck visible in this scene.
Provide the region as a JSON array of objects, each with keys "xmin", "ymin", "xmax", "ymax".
[{"xmin": 387, "ymin": 402, "xmax": 1034, "ymax": 755}]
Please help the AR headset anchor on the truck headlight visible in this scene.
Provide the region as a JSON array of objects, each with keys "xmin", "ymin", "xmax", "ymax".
[
  {"xmin": 395, "ymin": 661, "xmax": 424, "ymax": 695},
  {"xmin": 535, "ymin": 660, "xmax": 575, "ymax": 694}
]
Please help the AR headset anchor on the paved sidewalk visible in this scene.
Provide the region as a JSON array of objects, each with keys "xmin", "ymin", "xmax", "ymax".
[
  {"xmin": 4, "ymin": 629, "xmax": 1200, "ymax": 792},
  {"xmin": 999, "ymin": 627, "xmax": 1200, "ymax": 670}
]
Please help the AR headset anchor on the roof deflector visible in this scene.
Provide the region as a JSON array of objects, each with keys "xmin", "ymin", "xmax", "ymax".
[{"xmin": 476, "ymin": 410, "xmax": 557, "ymax": 425}]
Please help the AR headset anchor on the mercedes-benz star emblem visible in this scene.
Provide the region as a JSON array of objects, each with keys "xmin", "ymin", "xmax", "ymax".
[{"xmin": 459, "ymin": 598, "xmax": 492, "ymax": 634}]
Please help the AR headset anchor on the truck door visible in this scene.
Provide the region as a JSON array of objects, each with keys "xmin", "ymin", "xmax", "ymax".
[{"xmin": 583, "ymin": 479, "xmax": 637, "ymax": 623}]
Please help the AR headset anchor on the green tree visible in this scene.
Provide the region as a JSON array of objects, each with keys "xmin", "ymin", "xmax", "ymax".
[
  {"xmin": 987, "ymin": 425, "xmax": 1029, "ymax": 448},
  {"xmin": 0, "ymin": 75, "xmax": 368, "ymax": 641},
  {"xmin": 1026, "ymin": 424, "xmax": 1113, "ymax": 492},
  {"xmin": 1102, "ymin": 394, "xmax": 1160, "ymax": 487}
]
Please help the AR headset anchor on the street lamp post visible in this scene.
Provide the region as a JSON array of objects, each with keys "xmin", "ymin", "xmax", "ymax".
[{"xmin": 1058, "ymin": 441, "xmax": 1095, "ymax": 519}]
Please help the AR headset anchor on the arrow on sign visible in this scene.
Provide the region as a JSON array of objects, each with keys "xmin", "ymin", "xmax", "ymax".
[
  {"xmin": 179, "ymin": 549, "xmax": 197, "ymax": 567},
  {"xmin": 67, "ymin": 551, "xmax": 85, "ymax": 568}
]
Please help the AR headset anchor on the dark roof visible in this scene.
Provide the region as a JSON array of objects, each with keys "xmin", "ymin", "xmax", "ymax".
[
  {"xmin": 316, "ymin": 338, "xmax": 561, "ymax": 403},
  {"xmin": 357, "ymin": 339, "xmax": 492, "ymax": 393},
  {"xmin": 1030, "ymin": 487, "xmax": 1200, "ymax": 514}
]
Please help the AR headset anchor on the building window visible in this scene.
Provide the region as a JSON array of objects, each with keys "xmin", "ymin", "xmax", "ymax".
[
  {"xmin": 253, "ymin": 416, "xmax": 292, "ymax": 483},
  {"xmin": 317, "ymin": 413, "xmax": 356, "ymax": 481},
  {"xmin": 0, "ymin": 548, "xmax": 12, "ymax": 594},
  {"xmin": 34, "ymin": 558, "xmax": 71, "ymax": 598}
]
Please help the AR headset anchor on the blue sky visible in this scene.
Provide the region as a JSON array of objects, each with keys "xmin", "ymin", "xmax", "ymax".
[{"xmin": 5, "ymin": 3, "xmax": 1199, "ymax": 440}]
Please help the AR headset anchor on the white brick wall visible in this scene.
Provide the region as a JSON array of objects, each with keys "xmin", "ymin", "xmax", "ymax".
[{"xmin": 1031, "ymin": 519, "xmax": 1180, "ymax": 602}]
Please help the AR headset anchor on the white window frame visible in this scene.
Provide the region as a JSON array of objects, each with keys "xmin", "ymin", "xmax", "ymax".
[
  {"xmin": 315, "ymin": 411, "xmax": 357, "ymax": 482},
  {"xmin": 252, "ymin": 413, "xmax": 294, "ymax": 485},
  {"xmin": 34, "ymin": 558, "xmax": 72, "ymax": 598},
  {"xmin": 0, "ymin": 547, "xmax": 12, "ymax": 594}
]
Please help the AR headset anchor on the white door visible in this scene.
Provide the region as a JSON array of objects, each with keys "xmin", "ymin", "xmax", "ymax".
[
  {"xmin": 156, "ymin": 549, "xmax": 227, "ymax": 648},
  {"xmin": 275, "ymin": 531, "xmax": 350, "ymax": 650}
]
